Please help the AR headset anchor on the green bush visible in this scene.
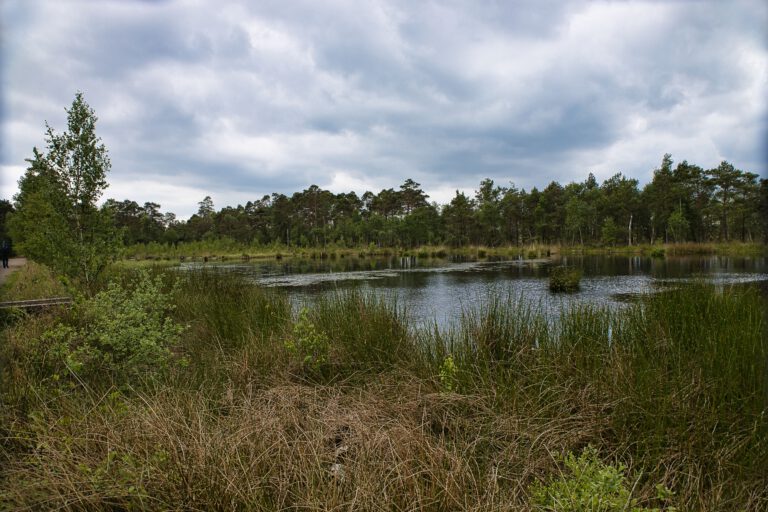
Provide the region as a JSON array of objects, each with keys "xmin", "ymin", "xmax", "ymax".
[
  {"xmin": 284, "ymin": 307, "xmax": 329, "ymax": 371},
  {"xmin": 438, "ymin": 354, "xmax": 458, "ymax": 392},
  {"xmin": 42, "ymin": 270, "xmax": 184, "ymax": 387},
  {"xmin": 531, "ymin": 446, "xmax": 676, "ymax": 512},
  {"xmin": 549, "ymin": 266, "xmax": 582, "ymax": 292}
]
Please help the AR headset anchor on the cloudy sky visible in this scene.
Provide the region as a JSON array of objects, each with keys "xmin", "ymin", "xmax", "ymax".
[{"xmin": 2, "ymin": 0, "xmax": 766, "ymax": 218}]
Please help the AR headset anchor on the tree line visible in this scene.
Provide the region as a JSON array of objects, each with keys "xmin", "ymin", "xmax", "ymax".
[
  {"xmin": 2, "ymin": 93, "xmax": 766, "ymax": 292},
  {"xmin": 103, "ymin": 155, "xmax": 767, "ymax": 249}
]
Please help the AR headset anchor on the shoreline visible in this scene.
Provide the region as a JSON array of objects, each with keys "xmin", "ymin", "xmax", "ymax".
[{"xmin": 115, "ymin": 241, "xmax": 767, "ymax": 265}]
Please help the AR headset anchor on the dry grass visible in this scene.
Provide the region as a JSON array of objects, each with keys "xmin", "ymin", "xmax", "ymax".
[{"xmin": 1, "ymin": 375, "xmax": 622, "ymax": 511}]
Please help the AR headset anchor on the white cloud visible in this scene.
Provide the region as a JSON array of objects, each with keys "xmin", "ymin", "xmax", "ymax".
[
  {"xmin": 1, "ymin": 166, "xmax": 26, "ymax": 199},
  {"xmin": 107, "ymin": 177, "xmax": 219, "ymax": 220}
]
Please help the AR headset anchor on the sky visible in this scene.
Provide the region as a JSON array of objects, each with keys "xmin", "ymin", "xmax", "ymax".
[{"xmin": 2, "ymin": 0, "xmax": 766, "ymax": 219}]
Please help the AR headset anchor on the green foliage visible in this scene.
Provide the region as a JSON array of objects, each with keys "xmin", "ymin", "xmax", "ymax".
[
  {"xmin": 8, "ymin": 93, "xmax": 120, "ymax": 290},
  {"xmin": 0, "ymin": 199, "xmax": 14, "ymax": 242},
  {"xmin": 41, "ymin": 270, "xmax": 184, "ymax": 386},
  {"xmin": 310, "ymin": 290, "xmax": 414, "ymax": 372},
  {"xmin": 0, "ymin": 260, "xmax": 68, "ymax": 301},
  {"xmin": 99, "ymin": 154, "xmax": 766, "ymax": 252},
  {"xmin": 284, "ymin": 307, "xmax": 329, "ymax": 370},
  {"xmin": 531, "ymin": 446, "xmax": 676, "ymax": 512},
  {"xmin": 666, "ymin": 210, "xmax": 689, "ymax": 243},
  {"xmin": 600, "ymin": 217, "xmax": 622, "ymax": 246},
  {"xmin": 438, "ymin": 354, "xmax": 458, "ymax": 392},
  {"xmin": 549, "ymin": 266, "xmax": 582, "ymax": 292},
  {"xmin": 443, "ymin": 190, "xmax": 476, "ymax": 246}
]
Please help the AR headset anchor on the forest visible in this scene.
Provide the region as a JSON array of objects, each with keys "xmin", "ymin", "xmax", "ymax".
[
  {"xmin": 101, "ymin": 156, "xmax": 766, "ymax": 249},
  {"xmin": 2, "ymin": 152, "xmax": 766, "ymax": 252}
]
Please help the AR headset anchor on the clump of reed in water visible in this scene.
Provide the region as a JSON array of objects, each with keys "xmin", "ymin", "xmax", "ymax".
[{"xmin": 549, "ymin": 265, "xmax": 582, "ymax": 292}]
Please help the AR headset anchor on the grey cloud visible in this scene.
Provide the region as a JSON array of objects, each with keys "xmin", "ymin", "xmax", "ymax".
[{"xmin": 2, "ymin": 0, "xmax": 766, "ymax": 218}]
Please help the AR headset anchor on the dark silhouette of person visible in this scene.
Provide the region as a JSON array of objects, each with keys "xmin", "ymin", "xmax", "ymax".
[{"xmin": 1, "ymin": 238, "xmax": 10, "ymax": 269}]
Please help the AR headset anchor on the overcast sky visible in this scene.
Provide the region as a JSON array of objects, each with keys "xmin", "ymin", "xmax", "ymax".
[{"xmin": 2, "ymin": 0, "xmax": 766, "ymax": 218}]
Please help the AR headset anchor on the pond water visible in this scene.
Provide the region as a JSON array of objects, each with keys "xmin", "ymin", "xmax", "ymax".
[{"xmin": 181, "ymin": 254, "xmax": 768, "ymax": 325}]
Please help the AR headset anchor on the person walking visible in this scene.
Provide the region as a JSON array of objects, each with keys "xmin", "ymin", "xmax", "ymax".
[{"xmin": 1, "ymin": 238, "xmax": 10, "ymax": 269}]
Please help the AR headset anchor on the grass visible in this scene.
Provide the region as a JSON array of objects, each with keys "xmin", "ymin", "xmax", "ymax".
[
  {"xmin": 548, "ymin": 266, "xmax": 582, "ymax": 292},
  {"xmin": 121, "ymin": 239, "xmax": 557, "ymax": 262},
  {"xmin": 1, "ymin": 265, "xmax": 766, "ymax": 510},
  {"xmin": 123, "ymin": 238, "xmax": 766, "ymax": 265},
  {"xmin": 560, "ymin": 241, "xmax": 767, "ymax": 257},
  {"xmin": 0, "ymin": 260, "xmax": 70, "ymax": 301}
]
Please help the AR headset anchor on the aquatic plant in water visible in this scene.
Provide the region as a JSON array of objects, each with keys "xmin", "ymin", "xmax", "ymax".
[{"xmin": 549, "ymin": 265, "xmax": 582, "ymax": 292}]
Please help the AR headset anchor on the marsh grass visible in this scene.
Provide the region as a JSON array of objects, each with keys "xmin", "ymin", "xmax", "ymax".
[
  {"xmin": 308, "ymin": 290, "xmax": 420, "ymax": 378},
  {"xmin": 0, "ymin": 260, "xmax": 70, "ymax": 301},
  {"xmin": 423, "ymin": 291, "xmax": 550, "ymax": 394},
  {"xmin": 1, "ymin": 266, "xmax": 766, "ymax": 510},
  {"xmin": 549, "ymin": 265, "xmax": 582, "ymax": 292},
  {"xmin": 606, "ymin": 284, "xmax": 768, "ymax": 506}
]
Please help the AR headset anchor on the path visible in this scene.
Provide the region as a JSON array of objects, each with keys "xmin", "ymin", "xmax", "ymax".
[{"xmin": 0, "ymin": 257, "xmax": 27, "ymax": 286}]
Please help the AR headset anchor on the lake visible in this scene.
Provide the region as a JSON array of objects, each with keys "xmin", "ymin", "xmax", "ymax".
[{"xmin": 181, "ymin": 254, "xmax": 768, "ymax": 325}]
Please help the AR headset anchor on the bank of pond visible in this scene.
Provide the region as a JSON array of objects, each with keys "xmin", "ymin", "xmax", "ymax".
[
  {"xmin": 119, "ymin": 241, "xmax": 767, "ymax": 263},
  {"xmin": 0, "ymin": 262, "xmax": 766, "ymax": 510}
]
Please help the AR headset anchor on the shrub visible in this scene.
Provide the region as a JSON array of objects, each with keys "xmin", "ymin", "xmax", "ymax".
[
  {"xmin": 549, "ymin": 266, "xmax": 582, "ymax": 292},
  {"xmin": 284, "ymin": 307, "xmax": 329, "ymax": 371},
  {"xmin": 41, "ymin": 270, "xmax": 184, "ymax": 387},
  {"xmin": 438, "ymin": 354, "xmax": 458, "ymax": 392},
  {"xmin": 530, "ymin": 446, "xmax": 676, "ymax": 512}
]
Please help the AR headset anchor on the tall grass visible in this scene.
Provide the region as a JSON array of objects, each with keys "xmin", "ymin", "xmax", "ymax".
[
  {"xmin": 607, "ymin": 284, "xmax": 768, "ymax": 507},
  {"xmin": 170, "ymin": 270, "xmax": 292, "ymax": 391},
  {"xmin": 421, "ymin": 291, "xmax": 550, "ymax": 395},
  {"xmin": 309, "ymin": 290, "xmax": 417, "ymax": 375},
  {"xmin": 1, "ymin": 266, "xmax": 766, "ymax": 510},
  {"xmin": 0, "ymin": 260, "xmax": 70, "ymax": 301}
]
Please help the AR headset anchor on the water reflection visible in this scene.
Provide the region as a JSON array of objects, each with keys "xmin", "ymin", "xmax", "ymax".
[{"xmin": 180, "ymin": 254, "xmax": 768, "ymax": 325}]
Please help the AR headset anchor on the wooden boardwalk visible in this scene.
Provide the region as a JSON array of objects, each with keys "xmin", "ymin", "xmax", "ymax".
[{"xmin": 0, "ymin": 297, "xmax": 73, "ymax": 310}]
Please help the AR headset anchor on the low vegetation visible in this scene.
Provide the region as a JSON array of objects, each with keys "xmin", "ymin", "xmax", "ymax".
[
  {"xmin": 0, "ymin": 260, "xmax": 69, "ymax": 301},
  {"xmin": 1, "ymin": 263, "xmax": 765, "ymax": 510},
  {"xmin": 549, "ymin": 265, "xmax": 582, "ymax": 292},
  {"xmin": 113, "ymin": 238, "xmax": 768, "ymax": 265}
]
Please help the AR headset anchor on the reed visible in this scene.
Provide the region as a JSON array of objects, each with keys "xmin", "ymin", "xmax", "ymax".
[
  {"xmin": 548, "ymin": 265, "xmax": 582, "ymax": 292},
  {"xmin": 308, "ymin": 289, "xmax": 420, "ymax": 376}
]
